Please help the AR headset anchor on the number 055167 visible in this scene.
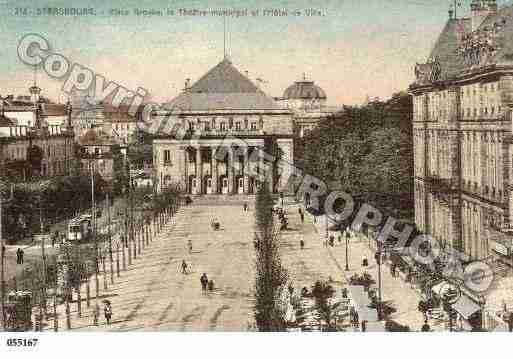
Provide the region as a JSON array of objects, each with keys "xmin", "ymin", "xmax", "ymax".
[{"xmin": 6, "ymin": 338, "xmax": 38, "ymax": 347}]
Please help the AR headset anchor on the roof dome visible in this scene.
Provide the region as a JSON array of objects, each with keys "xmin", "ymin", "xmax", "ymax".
[{"xmin": 283, "ymin": 81, "xmax": 326, "ymax": 100}]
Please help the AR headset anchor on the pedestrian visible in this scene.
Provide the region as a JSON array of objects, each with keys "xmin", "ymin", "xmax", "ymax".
[
  {"xmin": 187, "ymin": 240, "xmax": 193, "ymax": 254},
  {"xmin": 243, "ymin": 202, "xmax": 248, "ymax": 212},
  {"xmin": 300, "ymin": 239, "xmax": 305, "ymax": 250},
  {"xmin": 329, "ymin": 235, "xmax": 334, "ymax": 247},
  {"xmin": 208, "ymin": 279, "xmax": 214, "ymax": 291},
  {"xmin": 200, "ymin": 273, "xmax": 208, "ymax": 291},
  {"xmin": 362, "ymin": 256, "xmax": 368, "ymax": 267},
  {"xmin": 181, "ymin": 260, "xmax": 188, "ymax": 274},
  {"xmin": 18, "ymin": 248, "xmax": 24, "ymax": 265},
  {"xmin": 104, "ymin": 302, "xmax": 112, "ymax": 325},
  {"xmin": 16, "ymin": 248, "xmax": 21, "ymax": 265},
  {"xmin": 421, "ymin": 320, "xmax": 430, "ymax": 332}
]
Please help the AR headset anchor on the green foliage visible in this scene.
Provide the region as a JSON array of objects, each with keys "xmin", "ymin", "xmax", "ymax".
[
  {"xmin": 298, "ymin": 93, "xmax": 414, "ymax": 219},
  {"xmin": 254, "ymin": 184, "xmax": 289, "ymax": 331},
  {"xmin": 311, "ymin": 280, "xmax": 341, "ymax": 331},
  {"xmin": 1, "ymin": 175, "xmax": 107, "ymax": 243},
  {"xmin": 128, "ymin": 128, "xmax": 154, "ymax": 167}
]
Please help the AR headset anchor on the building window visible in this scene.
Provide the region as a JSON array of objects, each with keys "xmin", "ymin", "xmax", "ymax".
[
  {"xmin": 164, "ymin": 150, "xmax": 171, "ymax": 164},
  {"xmin": 251, "ymin": 122, "xmax": 257, "ymax": 131},
  {"xmin": 220, "ymin": 122, "xmax": 226, "ymax": 131},
  {"xmin": 235, "ymin": 122, "xmax": 241, "ymax": 131}
]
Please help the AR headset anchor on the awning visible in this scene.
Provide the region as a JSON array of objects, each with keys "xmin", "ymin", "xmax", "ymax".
[
  {"xmin": 452, "ymin": 295, "xmax": 481, "ymax": 319},
  {"xmin": 357, "ymin": 306, "xmax": 379, "ymax": 322},
  {"xmin": 488, "ymin": 229, "xmax": 513, "ymax": 256},
  {"xmin": 347, "ymin": 285, "xmax": 371, "ymax": 309}
]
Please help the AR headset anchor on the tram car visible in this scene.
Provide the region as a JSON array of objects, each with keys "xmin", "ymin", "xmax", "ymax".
[{"xmin": 66, "ymin": 214, "xmax": 92, "ymax": 242}]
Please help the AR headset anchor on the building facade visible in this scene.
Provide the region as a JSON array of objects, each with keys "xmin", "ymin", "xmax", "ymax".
[
  {"xmin": 0, "ymin": 103, "xmax": 75, "ymax": 180},
  {"xmin": 153, "ymin": 58, "xmax": 295, "ymax": 195},
  {"xmin": 410, "ymin": 0, "xmax": 513, "ymax": 262},
  {"xmin": 276, "ymin": 76, "xmax": 340, "ymax": 137}
]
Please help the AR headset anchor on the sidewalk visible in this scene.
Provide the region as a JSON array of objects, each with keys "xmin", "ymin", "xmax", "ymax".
[
  {"xmin": 284, "ymin": 203, "xmax": 436, "ymax": 331},
  {"xmin": 39, "ymin": 210, "xmax": 177, "ymax": 332}
]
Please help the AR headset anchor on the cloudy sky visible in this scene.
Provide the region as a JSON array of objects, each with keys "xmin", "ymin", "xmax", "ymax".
[{"xmin": 0, "ymin": 0, "xmax": 510, "ymax": 105}]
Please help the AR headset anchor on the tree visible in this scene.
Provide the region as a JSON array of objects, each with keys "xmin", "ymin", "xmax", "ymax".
[
  {"xmin": 299, "ymin": 93, "xmax": 414, "ymax": 221},
  {"xmin": 254, "ymin": 184, "xmax": 289, "ymax": 331},
  {"xmin": 311, "ymin": 280, "xmax": 340, "ymax": 331}
]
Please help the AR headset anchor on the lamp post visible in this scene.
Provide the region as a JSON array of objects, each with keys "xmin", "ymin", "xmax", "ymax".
[
  {"xmin": 377, "ymin": 239, "xmax": 383, "ymax": 320},
  {"xmin": 345, "ymin": 230, "xmax": 350, "ymax": 271}
]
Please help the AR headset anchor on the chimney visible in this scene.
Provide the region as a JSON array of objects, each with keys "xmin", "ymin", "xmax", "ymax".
[{"xmin": 471, "ymin": 0, "xmax": 497, "ymax": 31}]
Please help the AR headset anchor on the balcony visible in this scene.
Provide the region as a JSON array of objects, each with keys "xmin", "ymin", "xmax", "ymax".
[{"xmin": 186, "ymin": 128, "xmax": 264, "ymax": 137}]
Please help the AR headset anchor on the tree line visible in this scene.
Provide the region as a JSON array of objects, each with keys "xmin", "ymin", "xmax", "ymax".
[{"xmin": 295, "ymin": 92, "xmax": 414, "ymax": 221}]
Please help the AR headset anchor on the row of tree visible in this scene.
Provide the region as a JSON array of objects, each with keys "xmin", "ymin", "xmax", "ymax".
[
  {"xmin": 296, "ymin": 92, "xmax": 414, "ymax": 220},
  {"xmin": 0, "ymin": 175, "xmax": 108, "ymax": 244},
  {"xmin": 253, "ymin": 184, "xmax": 289, "ymax": 331}
]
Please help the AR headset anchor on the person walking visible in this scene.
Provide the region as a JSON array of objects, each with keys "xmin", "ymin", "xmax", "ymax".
[
  {"xmin": 16, "ymin": 248, "xmax": 21, "ymax": 265},
  {"xmin": 104, "ymin": 302, "xmax": 112, "ymax": 325},
  {"xmin": 300, "ymin": 239, "xmax": 305, "ymax": 250},
  {"xmin": 298, "ymin": 208, "xmax": 304, "ymax": 223},
  {"xmin": 362, "ymin": 255, "xmax": 368, "ymax": 267},
  {"xmin": 421, "ymin": 320, "xmax": 430, "ymax": 332},
  {"xmin": 18, "ymin": 248, "xmax": 24, "ymax": 265},
  {"xmin": 200, "ymin": 273, "xmax": 208, "ymax": 292},
  {"xmin": 181, "ymin": 260, "xmax": 188, "ymax": 274},
  {"xmin": 243, "ymin": 202, "xmax": 248, "ymax": 212}
]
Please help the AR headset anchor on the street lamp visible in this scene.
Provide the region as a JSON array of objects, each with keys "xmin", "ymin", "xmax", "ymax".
[
  {"xmin": 345, "ymin": 229, "xmax": 350, "ymax": 271},
  {"xmin": 377, "ymin": 239, "xmax": 383, "ymax": 321}
]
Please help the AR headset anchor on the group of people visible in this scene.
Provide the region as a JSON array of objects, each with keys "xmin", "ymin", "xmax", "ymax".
[
  {"xmin": 93, "ymin": 301, "xmax": 113, "ymax": 325},
  {"xmin": 16, "ymin": 248, "xmax": 24, "ymax": 265},
  {"xmin": 200, "ymin": 273, "xmax": 215, "ymax": 292},
  {"xmin": 273, "ymin": 207, "xmax": 289, "ymax": 230}
]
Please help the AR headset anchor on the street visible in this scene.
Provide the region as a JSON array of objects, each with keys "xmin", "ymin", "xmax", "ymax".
[{"xmin": 32, "ymin": 198, "xmax": 432, "ymax": 331}]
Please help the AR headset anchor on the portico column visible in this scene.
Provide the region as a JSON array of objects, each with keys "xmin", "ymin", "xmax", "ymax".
[
  {"xmin": 184, "ymin": 148, "xmax": 189, "ymax": 194},
  {"xmin": 196, "ymin": 147, "xmax": 202, "ymax": 194},
  {"xmin": 258, "ymin": 146, "xmax": 264, "ymax": 191},
  {"xmin": 228, "ymin": 146, "xmax": 234, "ymax": 194},
  {"xmin": 243, "ymin": 146, "xmax": 249, "ymax": 194},
  {"xmin": 212, "ymin": 146, "xmax": 218, "ymax": 194}
]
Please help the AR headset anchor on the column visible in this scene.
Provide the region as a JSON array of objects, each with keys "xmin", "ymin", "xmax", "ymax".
[
  {"xmin": 258, "ymin": 146, "xmax": 264, "ymax": 191},
  {"xmin": 243, "ymin": 146, "xmax": 249, "ymax": 194},
  {"xmin": 228, "ymin": 147, "xmax": 234, "ymax": 194},
  {"xmin": 196, "ymin": 147, "xmax": 202, "ymax": 194},
  {"xmin": 212, "ymin": 146, "xmax": 218, "ymax": 194},
  {"xmin": 184, "ymin": 148, "xmax": 189, "ymax": 194}
]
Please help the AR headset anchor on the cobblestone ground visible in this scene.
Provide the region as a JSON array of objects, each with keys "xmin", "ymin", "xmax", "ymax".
[{"xmin": 34, "ymin": 199, "xmax": 440, "ymax": 332}]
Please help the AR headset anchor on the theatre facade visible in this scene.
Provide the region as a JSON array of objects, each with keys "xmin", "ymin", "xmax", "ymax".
[{"xmin": 152, "ymin": 58, "xmax": 295, "ymax": 195}]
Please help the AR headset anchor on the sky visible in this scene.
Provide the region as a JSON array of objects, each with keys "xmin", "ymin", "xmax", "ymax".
[{"xmin": 0, "ymin": 0, "xmax": 511, "ymax": 105}]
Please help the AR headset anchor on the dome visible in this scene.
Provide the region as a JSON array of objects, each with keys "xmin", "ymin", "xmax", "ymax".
[{"xmin": 283, "ymin": 81, "xmax": 326, "ymax": 100}]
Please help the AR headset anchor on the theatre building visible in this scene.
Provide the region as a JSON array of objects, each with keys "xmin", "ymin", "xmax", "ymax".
[{"xmin": 152, "ymin": 58, "xmax": 295, "ymax": 195}]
